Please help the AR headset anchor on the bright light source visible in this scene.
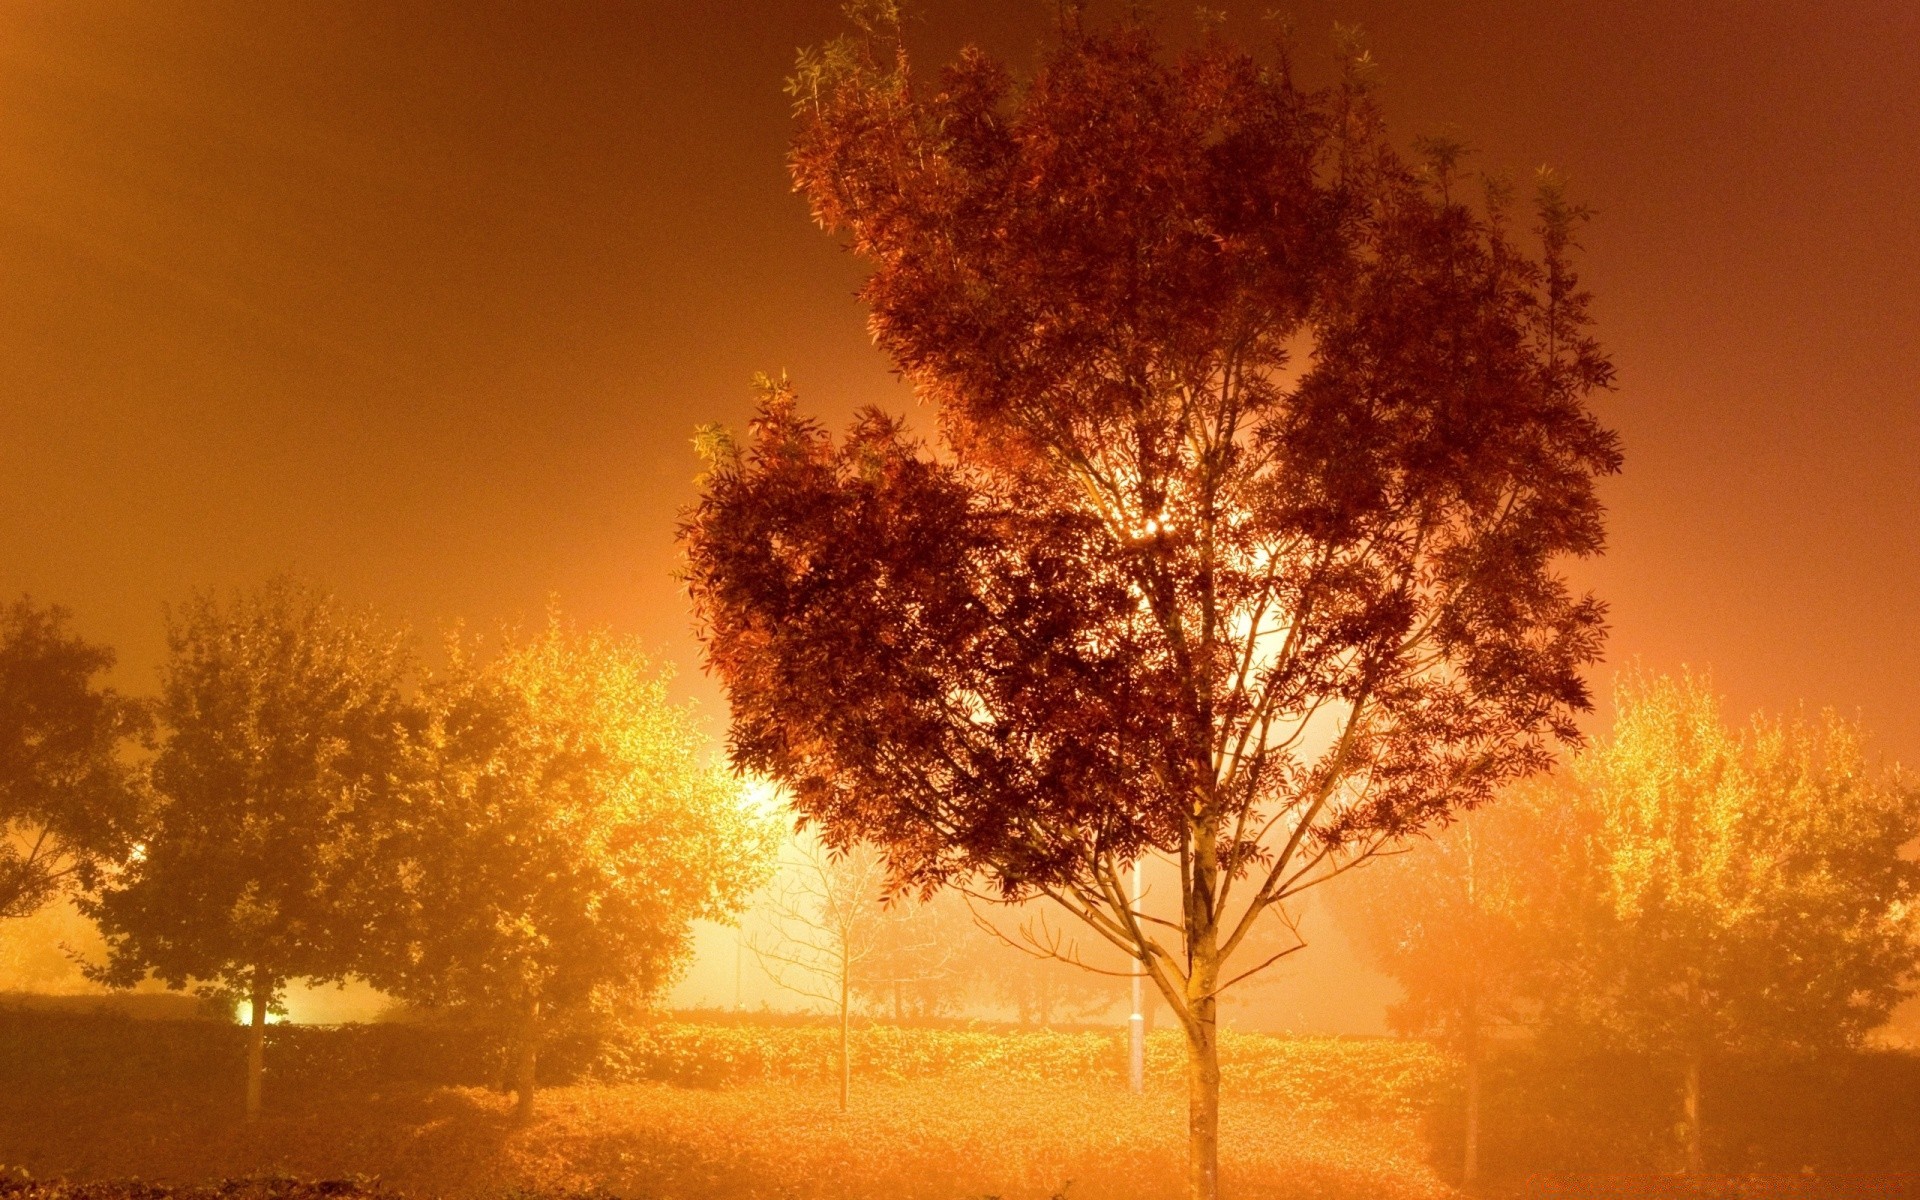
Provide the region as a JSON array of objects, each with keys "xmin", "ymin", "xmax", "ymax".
[
  {"xmin": 233, "ymin": 1000, "xmax": 285, "ymax": 1025},
  {"xmin": 738, "ymin": 774, "xmax": 788, "ymax": 819}
]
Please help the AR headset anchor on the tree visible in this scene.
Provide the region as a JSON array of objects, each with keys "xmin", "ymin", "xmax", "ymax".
[
  {"xmin": 682, "ymin": 14, "xmax": 1618, "ymax": 1197},
  {"xmin": 751, "ymin": 834, "xmax": 891, "ymax": 1110},
  {"xmin": 1544, "ymin": 671, "xmax": 1920, "ymax": 1172},
  {"xmin": 979, "ymin": 922, "xmax": 1122, "ymax": 1029},
  {"xmin": 1330, "ymin": 783, "xmax": 1567, "ymax": 1185},
  {"xmin": 853, "ymin": 885, "xmax": 971, "ymax": 1022},
  {"xmin": 371, "ymin": 614, "xmax": 775, "ymax": 1123},
  {"xmin": 83, "ymin": 578, "xmax": 413, "ymax": 1120},
  {"xmin": 0, "ymin": 600, "xmax": 145, "ymax": 922}
]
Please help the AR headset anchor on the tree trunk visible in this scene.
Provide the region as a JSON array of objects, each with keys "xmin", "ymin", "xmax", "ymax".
[
  {"xmin": 244, "ymin": 983, "xmax": 268, "ymax": 1122},
  {"xmin": 513, "ymin": 994, "xmax": 540, "ymax": 1125},
  {"xmin": 1183, "ymin": 993, "xmax": 1221, "ymax": 1200},
  {"xmin": 1178, "ymin": 814, "xmax": 1225, "ymax": 1200},
  {"xmin": 1462, "ymin": 1038, "xmax": 1481, "ymax": 1187},
  {"xmin": 1682, "ymin": 1051, "xmax": 1703, "ymax": 1173},
  {"xmin": 1182, "ymin": 841, "xmax": 1222, "ymax": 1200},
  {"xmin": 838, "ymin": 964, "xmax": 851, "ymax": 1112}
]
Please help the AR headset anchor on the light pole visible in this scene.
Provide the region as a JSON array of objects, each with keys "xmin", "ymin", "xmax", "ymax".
[{"xmin": 1128, "ymin": 857, "xmax": 1145, "ymax": 1094}]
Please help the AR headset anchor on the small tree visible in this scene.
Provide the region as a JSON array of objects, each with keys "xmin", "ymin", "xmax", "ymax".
[
  {"xmin": 751, "ymin": 834, "xmax": 891, "ymax": 1110},
  {"xmin": 373, "ymin": 614, "xmax": 775, "ymax": 1123},
  {"xmin": 684, "ymin": 15, "xmax": 1618, "ymax": 1196},
  {"xmin": 1547, "ymin": 671, "xmax": 1920, "ymax": 1172},
  {"xmin": 83, "ymin": 578, "xmax": 412, "ymax": 1120},
  {"xmin": 0, "ymin": 600, "xmax": 144, "ymax": 922},
  {"xmin": 1331, "ymin": 785, "xmax": 1567, "ymax": 1185}
]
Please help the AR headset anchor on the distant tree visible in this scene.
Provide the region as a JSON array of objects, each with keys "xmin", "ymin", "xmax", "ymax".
[
  {"xmin": 371, "ymin": 615, "xmax": 775, "ymax": 1123},
  {"xmin": 962, "ymin": 891, "xmax": 1133, "ymax": 1028},
  {"xmin": 854, "ymin": 886, "xmax": 970, "ymax": 1022},
  {"xmin": 0, "ymin": 893, "xmax": 106, "ymax": 991},
  {"xmin": 1545, "ymin": 671, "xmax": 1920, "ymax": 1172},
  {"xmin": 683, "ymin": 14, "xmax": 1617, "ymax": 1196},
  {"xmin": 1331, "ymin": 784, "xmax": 1568, "ymax": 1185},
  {"xmin": 0, "ymin": 600, "xmax": 144, "ymax": 922},
  {"xmin": 82, "ymin": 578, "xmax": 412, "ymax": 1120},
  {"xmin": 980, "ymin": 927, "xmax": 1121, "ymax": 1029}
]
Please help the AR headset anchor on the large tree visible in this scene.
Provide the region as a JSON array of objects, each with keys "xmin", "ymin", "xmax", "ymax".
[
  {"xmin": 1545, "ymin": 671, "xmax": 1920, "ymax": 1172},
  {"xmin": 83, "ymin": 578, "xmax": 413, "ymax": 1120},
  {"xmin": 682, "ymin": 15, "xmax": 1618, "ymax": 1197},
  {"xmin": 0, "ymin": 600, "xmax": 144, "ymax": 922},
  {"xmin": 370, "ymin": 615, "xmax": 775, "ymax": 1123}
]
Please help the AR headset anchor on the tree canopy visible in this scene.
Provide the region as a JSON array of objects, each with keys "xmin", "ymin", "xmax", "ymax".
[
  {"xmin": 683, "ymin": 14, "xmax": 1619, "ymax": 1198},
  {"xmin": 1553, "ymin": 672, "xmax": 1920, "ymax": 1058},
  {"xmin": 82, "ymin": 577, "xmax": 414, "ymax": 1117},
  {"xmin": 369, "ymin": 614, "xmax": 776, "ymax": 1118},
  {"xmin": 1546, "ymin": 671, "xmax": 1920, "ymax": 1169},
  {"xmin": 1344, "ymin": 670, "xmax": 1920, "ymax": 1174},
  {"xmin": 1335, "ymin": 785, "xmax": 1561, "ymax": 1047},
  {"xmin": 86, "ymin": 578, "xmax": 412, "ymax": 998}
]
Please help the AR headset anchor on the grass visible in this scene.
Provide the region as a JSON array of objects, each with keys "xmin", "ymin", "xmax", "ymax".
[
  {"xmin": 512, "ymin": 1079, "xmax": 1450, "ymax": 1200},
  {"xmin": 0, "ymin": 1076, "xmax": 1452, "ymax": 1200}
]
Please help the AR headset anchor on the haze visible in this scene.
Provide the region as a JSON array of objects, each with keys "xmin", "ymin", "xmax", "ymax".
[{"xmin": 0, "ymin": 3, "xmax": 1917, "ymax": 1196}]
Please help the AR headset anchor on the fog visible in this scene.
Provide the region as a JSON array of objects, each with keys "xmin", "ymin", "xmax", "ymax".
[{"xmin": 4, "ymin": 1, "xmax": 1920, "ymax": 1198}]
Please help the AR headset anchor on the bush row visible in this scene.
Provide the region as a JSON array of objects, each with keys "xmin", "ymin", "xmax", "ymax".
[
  {"xmin": 9, "ymin": 1008, "xmax": 1920, "ymax": 1175},
  {"xmin": 592, "ymin": 1020, "xmax": 1447, "ymax": 1116}
]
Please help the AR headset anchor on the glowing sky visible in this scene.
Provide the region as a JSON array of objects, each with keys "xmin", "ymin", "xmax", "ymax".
[
  {"xmin": 4, "ymin": 0, "xmax": 1913, "ymax": 773},
  {"xmin": 2, "ymin": 2, "xmax": 1915, "ymax": 844}
]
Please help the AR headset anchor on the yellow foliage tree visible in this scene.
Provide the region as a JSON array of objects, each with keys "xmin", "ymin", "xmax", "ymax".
[
  {"xmin": 1551, "ymin": 671, "xmax": 1920, "ymax": 1171},
  {"xmin": 372, "ymin": 613, "xmax": 778, "ymax": 1121}
]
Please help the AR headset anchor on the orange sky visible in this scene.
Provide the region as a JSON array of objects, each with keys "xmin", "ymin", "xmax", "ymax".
[{"xmin": 2, "ymin": 0, "xmax": 1916, "ymax": 775}]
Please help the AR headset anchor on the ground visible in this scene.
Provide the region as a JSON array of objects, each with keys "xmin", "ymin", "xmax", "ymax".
[
  {"xmin": 0, "ymin": 1076, "xmax": 1449, "ymax": 1200},
  {"xmin": 9, "ymin": 1015, "xmax": 1913, "ymax": 1198}
]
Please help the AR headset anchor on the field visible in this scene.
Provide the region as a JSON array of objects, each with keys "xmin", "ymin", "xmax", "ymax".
[
  {"xmin": 5, "ymin": 1012, "xmax": 1920, "ymax": 1199},
  {"xmin": 0, "ymin": 1077, "xmax": 1458, "ymax": 1200},
  {"xmin": 0, "ymin": 1014, "xmax": 1452, "ymax": 1200}
]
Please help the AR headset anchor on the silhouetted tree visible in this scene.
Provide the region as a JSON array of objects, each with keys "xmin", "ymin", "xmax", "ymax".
[
  {"xmin": 683, "ymin": 14, "xmax": 1618, "ymax": 1197},
  {"xmin": 83, "ymin": 577, "xmax": 412, "ymax": 1120},
  {"xmin": 1543, "ymin": 671, "xmax": 1920, "ymax": 1172},
  {"xmin": 0, "ymin": 600, "xmax": 144, "ymax": 922},
  {"xmin": 372, "ymin": 615, "xmax": 775, "ymax": 1123}
]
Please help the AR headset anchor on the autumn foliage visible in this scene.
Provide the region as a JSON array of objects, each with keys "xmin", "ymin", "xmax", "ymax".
[
  {"xmin": 1340, "ymin": 670, "xmax": 1920, "ymax": 1176},
  {"xmin": 369, "ymin": 616, "xmax": 776, "ymax": 1119},
  {"xmin": 683, "ymin": 13, "xmax": 1618, "ymax": 1197},
  {"xmin": 73, "ymin": 582, "xmax": 773, "ymax": 1123}
]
